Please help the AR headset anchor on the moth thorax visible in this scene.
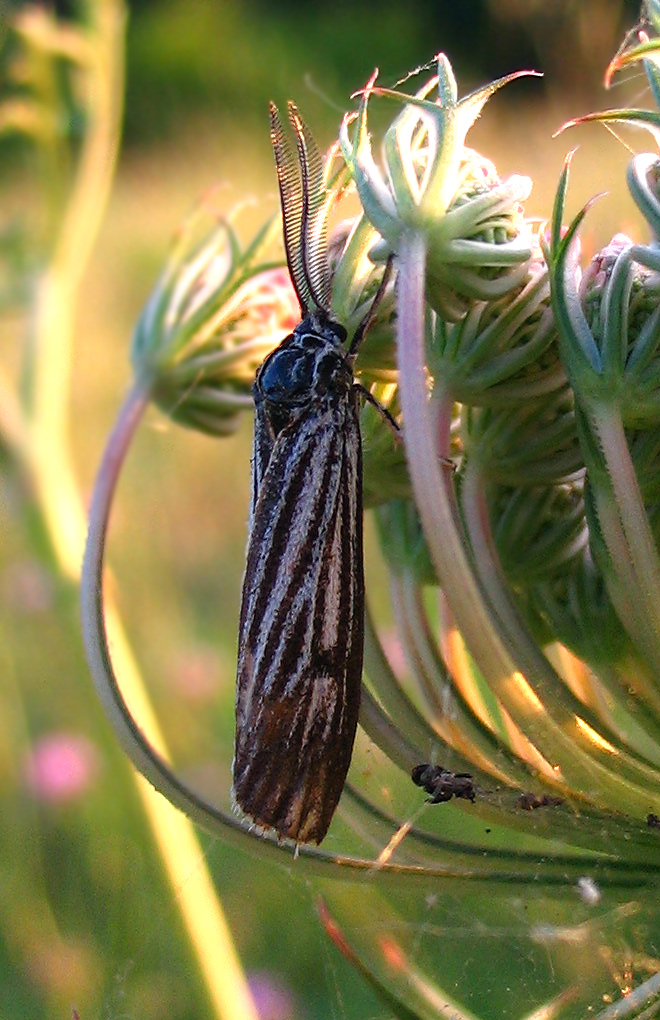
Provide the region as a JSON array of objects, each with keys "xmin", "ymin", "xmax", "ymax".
[
  {"xmin": 258, "ymin": 343, "xmax": 317, "ymax": 405},
  {"xmin": 258, "ymin": 325, "xmax": 352, "ymax": 407}
]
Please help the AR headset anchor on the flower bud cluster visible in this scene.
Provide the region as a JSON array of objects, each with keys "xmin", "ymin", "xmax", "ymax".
[
  {"xmin": 340, "ymin": 58, "xmax": 535, "ymax": 322},
  {"xmin": 131, "ymin": 204, "xmax": 299, "ymax": 436}
]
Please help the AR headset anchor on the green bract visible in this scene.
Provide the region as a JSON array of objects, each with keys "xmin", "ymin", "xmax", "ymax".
[
  {"xmin": 131, "ymin": 205, "xmax": 293, "ymax": 435},
  {"xmin": 340, "ymin": 56, "xmax": 537, "ymax": 320}
]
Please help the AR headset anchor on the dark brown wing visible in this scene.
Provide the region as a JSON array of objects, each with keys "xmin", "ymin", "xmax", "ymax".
[
  {"xmin": 234, "ymin": 393, "xmax": 363, "ymax": 844},
  {"xmin": 249, "ymin": 382, "xmax": 275, "ymax": 521}
]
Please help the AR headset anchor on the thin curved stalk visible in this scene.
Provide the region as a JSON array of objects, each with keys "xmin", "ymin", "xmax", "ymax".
[
  {"xmin": 590, "ymin": 401, "xmax": 660, "ymax": 676},
  {"xmin": 391, "ymin": 574, "xmax": 445, "ymax": 716},
  {"xmin": 394, "ymin": 231, "xmax": 660, "ymax": 817},
  {"xmin": 8, "ymin": 3, "xmax": 264, "ymax": 1014},
  {"xmin": 78, "ymin": 382, "xmax": 260, "ymax": 1020},
  {"xmin": 436, "ymin": 588, "xmax": 560, "ymax": 782},
  {"xmin": 364, "ymin": 588, "xmax": 660, "ymax": 859},
  {"xmin": 395, "ymin": 233, "xmax": 511, "ymax": 676},
  {"xmin": 394, "ymin": 572, "xmax": 458, "ymax": 719},
  {"xmin": 460, "ymin": 452, "xmax": 660, "ymax": 784},
  {"xmin": 363, "ymin": 602, "xmax": 525, "ymax": 788},
  {"xmin": 359, "ymin": 685, "xmax": 429, "ymax": 773},
  {"xmin": 27, "ymin": 0, "xmax": 126, "ymax": 579},
  {"xmin": 362, "ymin": 603, "xmax": 455, "ymax": 761},
  {"xmin": 81, "ymin": 382, "xmax": 263, "ymax": 842},
  {"xmin": 389, "ymin": 574, "xmax": 547, "ymax": 784}
]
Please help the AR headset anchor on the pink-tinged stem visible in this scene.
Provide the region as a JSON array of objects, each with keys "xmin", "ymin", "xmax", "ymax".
[
  {"xmin": 393, "ymin": 232, "xmax": 660, "ymax": 815},
  {"xmin": 394, "ymin": 231, "xmax": 513, "ymax": 686}
]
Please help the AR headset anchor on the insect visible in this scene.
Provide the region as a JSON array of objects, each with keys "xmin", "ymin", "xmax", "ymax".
[
  {"xmin": 517, "ymin": 791, "xmax": 564, "ymax": 811},
  {"xmin": 233, "ymin": 101, "xmax": 392, "ymax": 844},
  {"xmin": 411, "ymin": 764, "xmax": 476, "ymax": 804}
]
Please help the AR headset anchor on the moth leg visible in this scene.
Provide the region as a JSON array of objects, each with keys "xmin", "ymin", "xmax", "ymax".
[
  {"xmin": 355, "ymin": 385, "xmax": 455, "ymax": 471},
  {"xmin": 355, "ymin": 384, "xmax": 401, "ymax": 438},
  {"xmin": 347, "ymin": 255, "xmax": 395, "ymax": 359}
]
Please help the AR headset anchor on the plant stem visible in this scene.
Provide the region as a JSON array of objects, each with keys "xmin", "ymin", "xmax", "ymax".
[
  {"xmin": 589, "ymin": 401, "xmax": 660, "ymax": 676},
  {"xmin": 394, "ymin": 231, "xmax": 660, "ymax": 815},
  {"xmin": 26, "ymin": 0, "xmax": 126, "ymax": 578},
  {"xmin": 460, "ymin": 452, "xmax": 660, "ymax": 784},
  {"xmin": 81, "ymin": 381, "xmax": 261, "ymax": 1020}
]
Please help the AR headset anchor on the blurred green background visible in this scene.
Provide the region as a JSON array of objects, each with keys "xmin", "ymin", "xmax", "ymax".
[{"xmin": 0, "ymin": 1, "xmax": 649, "ymax": 1017}]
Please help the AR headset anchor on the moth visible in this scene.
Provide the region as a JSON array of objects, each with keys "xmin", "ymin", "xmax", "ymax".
[{"xmin": 233, "ymin": 101, "xmax": 392, "ymax": 844}]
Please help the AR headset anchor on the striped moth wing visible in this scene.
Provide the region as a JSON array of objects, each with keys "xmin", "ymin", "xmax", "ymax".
[
  {"xmin": 233, "ymin": 316, "xmax": 364, "ymax": 844},
  {"xmin": 232, "ymin": 101, "xmax": 384, "ymax": 844}
]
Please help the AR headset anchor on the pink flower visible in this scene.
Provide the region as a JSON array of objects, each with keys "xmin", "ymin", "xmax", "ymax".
[{"xmin": 23, "ymin": 733, "xmax": 100, "ymax": 803}]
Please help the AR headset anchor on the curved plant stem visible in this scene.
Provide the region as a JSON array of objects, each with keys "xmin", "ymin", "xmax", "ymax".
[
  {"xmin": 80, "ymin": 382, "xmax": 262, "ymax": 1020},
  {"xmin": 392, "ymin": 572, "xmax": 452, "ymax": 718},
  {"xmin": 358, "ymin": 685, "xmax": 427, "ymax": 772},
  {"xmin": 81, "ymin": 381, "xmax": 245, "ymax": 826},
  {"xmin": 394, "ymin": 231, "xmax": 660, "ymax": 816},
  {"xmin": 436, "ymin": 588, "xmax": 562, "ymax": 782},
  {"xmin": 26, "ymin": 0, "xmax": 126, "ymax": 578},
  {"xmin": 394, "ymin": 232, "xmax": 535, "ymax": 735},
  {"xmin": 460, "ymin": 453, "xmax": 660, "ymax": 785},
  {"xmin": 388, "ymin": 574, "xmax": 547, "ymax": 785},
  {"xmin": 362, "ymin": 602, "xmax": 452, "ymax": 759},
  {"xmin": 589, "ymin": 401, "xmax": 660, "ymax": 676}
]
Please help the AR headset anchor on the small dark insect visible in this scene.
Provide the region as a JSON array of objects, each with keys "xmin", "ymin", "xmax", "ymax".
[
  {"xmin": 411, "ymin": 764, "xmax": 476, "ymax": 804},
  {"xmin": 233, "ymin": 101, "xmax": 392, "ymax": 845},
  {"xmin": 647, "ymin": 813, "xmax": 660, "ymax": 830},
  {"xmin": 517, "ymin": 792, "xmax": 564, "ymax": 811}
]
